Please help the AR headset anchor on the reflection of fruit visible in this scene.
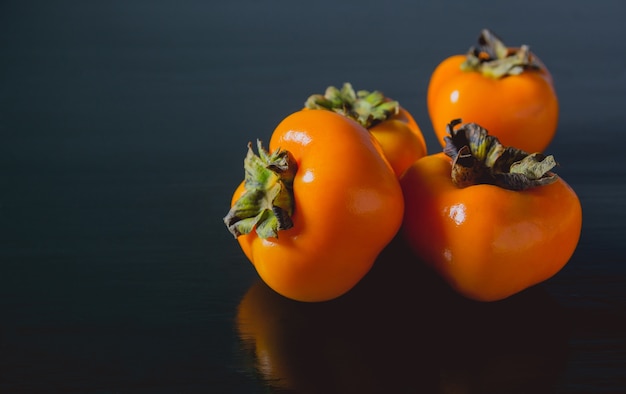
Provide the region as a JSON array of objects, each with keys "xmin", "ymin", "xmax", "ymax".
[{"xmin": 234, "ymin": 237, "xmax": 570, "ymax": 393}]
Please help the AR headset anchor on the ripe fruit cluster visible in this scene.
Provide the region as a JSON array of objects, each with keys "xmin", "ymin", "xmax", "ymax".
[{"xmin": 224, "ymin": 29, "xmax": 581, "ymax": 303}]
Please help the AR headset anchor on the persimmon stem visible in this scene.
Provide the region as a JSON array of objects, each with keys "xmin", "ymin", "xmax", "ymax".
[
  {"xmin": 460, "ymin": 29, "xmax": 542, "ymax": 79},
  {"xmin": 224, "ymin": 140, "xmax": 297, "ymax": 239},
  {"xmin": 444, "ymin": 120, "xmax": 558, "ymax": 190},
  {"xmin": 304, "ymin": 82, "xmax": 399, "ymax": 128}
]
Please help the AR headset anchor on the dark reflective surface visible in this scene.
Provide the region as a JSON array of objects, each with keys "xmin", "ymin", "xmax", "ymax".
[
  {"xmin": 236, "ymin": 237, "xmax": 572, "ymax": 393},
  {"xmin": 1, "ymin": 0, "xmax": 626, "ymax": 392}
]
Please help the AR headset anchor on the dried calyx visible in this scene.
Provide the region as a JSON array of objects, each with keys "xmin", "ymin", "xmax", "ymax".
[
  {"xmin": 461, "ymin": 29, "xmax": 542, "ymax": 79},
  {"xmin": 443, "ymin": 119, "xmax": 558, "ymax": 190},
  {"xmin": 223, "ymin": 140, "xmax": 297, "ymax": 239},
  {"xmin": 304, "ymin": 82, "xmax": 399, "ymax": 128}
]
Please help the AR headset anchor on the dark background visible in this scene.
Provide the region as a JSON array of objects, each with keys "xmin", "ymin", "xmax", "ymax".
[{"xmin": 1, "ymin": 0, "xmax": 625, "ymax": 392}]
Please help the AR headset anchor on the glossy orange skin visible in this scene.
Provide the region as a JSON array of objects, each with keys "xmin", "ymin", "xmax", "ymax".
[
  {"xmin": 427, "ymin": 54, "xmax": 559, "ymax": 153},
  {"xmin": 400, "ymin": 153, "xmax": 582, "ymax": 302},
  {"xmin": 302, "ymin": 106, "xmax": 428, "ymax": 178},
  {"xmin": 369, "ymin": 107, "xmax": 428, "ymax": 177},
  {"xmin": 230, "ymin": 110, "xmax": 404, "ymax": 302}
]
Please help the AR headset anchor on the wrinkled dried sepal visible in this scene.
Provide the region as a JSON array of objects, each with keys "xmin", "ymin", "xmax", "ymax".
[
  {"xmin": 223, "ymin": 140, "xmax": 297, "ymax": 239},
  {"xmin": 444, "ymin": 120, "xmax": 559, "ymax": 190},
  {"xmin": 444, "ymin": 121, "xmax": 504, "ymax": 167},
  {"xmin": 495, "ymin": 153, "xmax": 559, "ymax": 190},
  {"xmin": 304, "ymin": 82, "xmax": 399, "ymax": 128},
  {"xmin": 460, "ymin": 29, "xmax": 542, "ymax": 79},
  {"xmin": 493, "ymin": 164, "xmax": 558, "ymax": 190},
  {"xmin": 451, "ymin": 146, "xmax": 490, "ymax": 188}
]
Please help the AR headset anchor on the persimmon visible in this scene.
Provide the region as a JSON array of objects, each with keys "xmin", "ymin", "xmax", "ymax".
[
  {"xmin": 224, "ymin": 110, "xmax": 404, "ymax": 302},
  {"xmin": 427, "ymin": 29, "xmax": 558, "ymax": 153},
  {"xmin": 305, "ymin": 82, "xmax": 427, "ymax": 177},
  {"xmin": 400, "ymin": 120, "xmax": 582, "ymax": 301}
]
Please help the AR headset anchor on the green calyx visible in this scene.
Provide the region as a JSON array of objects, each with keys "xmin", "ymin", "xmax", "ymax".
[
  {"xmin": 443, "ymin": 119, "xmax": 558, "ymax": 191},
  {"xmin": 460, "ymin": 29, "xmax": 541, "ymax": 79},
  {"xmin": 223, "ymin": 140, "xmax": 297, "ymax": 239},
  {"xmin": 304, "ymin": 82, "xmax": 399, "ymax": 128}
]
